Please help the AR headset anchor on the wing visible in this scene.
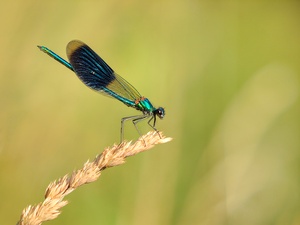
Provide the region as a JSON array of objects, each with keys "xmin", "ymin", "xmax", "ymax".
[{"xmin": 66, "ymin": 40, "xmax": 142, "ymax": 103}]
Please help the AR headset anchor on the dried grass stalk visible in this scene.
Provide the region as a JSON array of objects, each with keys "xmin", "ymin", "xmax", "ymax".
[{"xmin": 16, "ymin": 131, "xmax": 172, "ymax": 225}]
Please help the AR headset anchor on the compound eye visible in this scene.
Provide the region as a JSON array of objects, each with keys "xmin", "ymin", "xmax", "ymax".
[{"xmin": 157, "ymin": 107, "xmax": 165, "ymax": 119}]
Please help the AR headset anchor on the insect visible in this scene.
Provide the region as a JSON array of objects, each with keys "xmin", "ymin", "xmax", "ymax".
[{"xmin": 38, "ymin": 40, "xmax": 165, "ymax": 142}]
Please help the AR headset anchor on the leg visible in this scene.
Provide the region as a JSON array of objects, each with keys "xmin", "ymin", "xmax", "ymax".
[
  {"xmin": 147, "ymin": 116, "xmax": 162, "ymax": 138},
  {"xmin": 120, "ymin": 114, "xmax": 149, "ymax": 143},
  {"xmin": 132, "ymin": 115, "xmax": 150, "ymax": 134}
]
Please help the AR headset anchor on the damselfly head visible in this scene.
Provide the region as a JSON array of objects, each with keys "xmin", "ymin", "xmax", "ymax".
[{"xmin": 155, "ymin": 107, "xmax": 165, "ymax": 119}]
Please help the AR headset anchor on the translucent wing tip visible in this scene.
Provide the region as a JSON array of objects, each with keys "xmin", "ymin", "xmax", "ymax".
[{"xmin": 66, "ymin": 40, "xmax": 86, "ymax": 59}]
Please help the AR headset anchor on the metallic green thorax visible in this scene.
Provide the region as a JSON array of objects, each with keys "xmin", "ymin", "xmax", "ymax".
[{"xmin": 134, "ymin": 98, "xmax": 156, "ymax": 114}]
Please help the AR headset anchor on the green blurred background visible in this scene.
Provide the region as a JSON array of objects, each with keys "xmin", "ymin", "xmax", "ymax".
[{"xmin": 1, "ymin": 0, "xmax": 300, "ymax": 224}]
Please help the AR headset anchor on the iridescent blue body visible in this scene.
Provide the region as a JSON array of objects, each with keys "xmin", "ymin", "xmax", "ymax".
[{"xmin": 38, "ymin": 40, "xmax": 165, "ymax": 142}]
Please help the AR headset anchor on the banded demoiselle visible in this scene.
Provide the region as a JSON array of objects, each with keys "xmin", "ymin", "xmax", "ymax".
[{"xmin": 37, "ymin": 40, "xmax": 165, "ymax": 142}]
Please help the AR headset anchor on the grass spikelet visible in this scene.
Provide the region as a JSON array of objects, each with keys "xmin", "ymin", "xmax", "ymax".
[{"xmin": 17, "ymin": 131, "xmax": 172, "ymax": 225}]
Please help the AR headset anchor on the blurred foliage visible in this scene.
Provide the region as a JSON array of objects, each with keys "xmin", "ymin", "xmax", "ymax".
[{"xmin": 0, "ymin": 0, "xmax": 299, "ymax": 224}]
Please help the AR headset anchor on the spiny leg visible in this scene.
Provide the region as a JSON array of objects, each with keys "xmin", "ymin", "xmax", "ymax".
[
  {"xmin": 120, "ymin": 114, "xmax": 149, "ymax": 143},
  {"xmin": 132, "ymin": 115, "xmax": 152, "ymax": 145},
  {"xmin": 147, "ymin": 116, "xmax": 162, "ymax": 138}
]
